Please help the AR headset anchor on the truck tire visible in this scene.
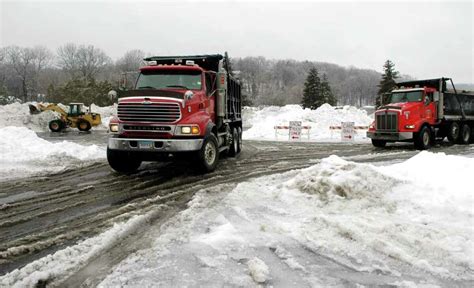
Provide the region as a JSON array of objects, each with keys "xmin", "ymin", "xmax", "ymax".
[
  {"xmin": 228, "ymin": 128, "xmax": 239, "ymax": 157},
  {"xmin": 237, "ymin": 127, "xmax": 242, "ymax": 153},
  {"xmin": 49, "ymin": 120, "xmax": 64, "ymax": 132},
  {"xmin": 460, "ymin": 124, "xmax": 471, "ymax": 145},
  {"xmin": 77, "ymin": 120, "xmax": 91, "ymax": 131},
  {"xmin": 414, "ymin": 126, "xmax": 432, "ymax": 150},
  {"xmin": 197, "ymin": 134, "xmax": 219, "ymax": 172},
  {"xmin": 371, "ymin": 139, "xmax": 386, "ymax": 148},
  {"xmin": 107, "ymin": 148, "xmax": 141, "ymax": 174},
  {"xmin": 447, "ymin": 122, "xmax": 460, "ymax": 143}
]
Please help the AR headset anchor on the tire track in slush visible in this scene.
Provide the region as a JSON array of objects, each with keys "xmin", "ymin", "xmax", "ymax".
[{"xmin": 0, "ymin": 140, "xmax": 471, "ymax": 277}]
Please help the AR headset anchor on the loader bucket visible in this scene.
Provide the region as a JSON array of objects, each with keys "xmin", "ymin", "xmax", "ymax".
[{"xmin": 29, "ymin": 104, "xmax": 41, "ymax": 114}]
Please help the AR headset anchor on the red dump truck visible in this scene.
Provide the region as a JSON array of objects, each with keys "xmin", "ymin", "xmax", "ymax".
[
  {"xmin": 107, "ymin": 54, "xmax": 242, "ymax": 173},
  {"xmin": 367, "ymin": 77, "xmax": 474, "ymax": 149}
]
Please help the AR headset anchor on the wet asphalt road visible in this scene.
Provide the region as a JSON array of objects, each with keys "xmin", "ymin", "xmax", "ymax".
[{"xmin": 1, "ymin": 131, "xmax": 473, "ymax": 285}]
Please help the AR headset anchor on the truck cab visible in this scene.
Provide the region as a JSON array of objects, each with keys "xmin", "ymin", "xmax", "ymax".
[{"xmin": 107, "ymin": 54, "xmax": 242, "ymax": 173}]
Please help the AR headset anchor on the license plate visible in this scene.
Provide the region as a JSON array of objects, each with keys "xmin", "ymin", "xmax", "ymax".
[{"xmin": 139, "ymin": 141, "xmax": 153, "ymax": 149}]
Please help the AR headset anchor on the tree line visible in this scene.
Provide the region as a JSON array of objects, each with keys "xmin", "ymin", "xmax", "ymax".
[{"xmin": 0, "ymin": 44, "xmax": 401, "ymax": 107}]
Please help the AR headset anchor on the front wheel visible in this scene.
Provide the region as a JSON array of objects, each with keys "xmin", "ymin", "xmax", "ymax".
[
  {"xmin": 107, "ymin": 148, "xmax": 142, "ymax": 174},
  {"xmin": 371, "ymin": 139, "xmax": 386, "ymax": 148},
  {"xmin": 49, "ymin": 120, "xmax": 64, "ymax": 132},
  {"xmin": 196, "ymin": 135, "xmax": 219, "ymax": 172},
  {"xmin": 414, "ymin": 126, "xmax": 432, "ymax": 150}
]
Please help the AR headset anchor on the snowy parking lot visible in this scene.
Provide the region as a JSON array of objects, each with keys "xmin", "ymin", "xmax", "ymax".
[{"xmin": 0, "ymin": 103, "xmax": 473, "ymax": 287}]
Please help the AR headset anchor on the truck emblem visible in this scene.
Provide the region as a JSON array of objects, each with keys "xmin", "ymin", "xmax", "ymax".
[{"xmin": 142, "ymin": 101, "xmax": 152, "ymax": 105}]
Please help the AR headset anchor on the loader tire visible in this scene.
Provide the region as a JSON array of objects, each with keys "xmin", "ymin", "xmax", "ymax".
[
  {"xmin": 107, "ymin": 148, "xmax": 141, "ymax": 174},
  {"xmin": 77, "ymin": 120, "xmax": 91, "ymax": 131},
  {"xmin": 49, "ymin": 120, "xmax": 64, "ymax": 132}
]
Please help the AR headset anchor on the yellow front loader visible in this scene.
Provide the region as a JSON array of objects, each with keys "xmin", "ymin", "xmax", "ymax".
[{"xmin": 29, "ymin": 103, "xmax": 102, "ymax": 132}]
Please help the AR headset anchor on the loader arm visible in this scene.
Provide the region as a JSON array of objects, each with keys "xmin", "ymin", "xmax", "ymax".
[{"xmin": 29, "ymin": 104, "xmax": 68, "ymax": 117}]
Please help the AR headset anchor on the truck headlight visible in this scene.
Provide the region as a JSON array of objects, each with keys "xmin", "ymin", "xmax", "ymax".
[
  {"xmin": 181, "ymin": 126, "xmax": 191, "ymax": 134},
  {"xmin": 405, "ymin": 124, "xmax": 415, "ymax": 129},
  {"xmin": 109, "ymin": 123, "xmax": 119, "ymax": 132},
  {"xmin": 179, "ymin": 125, "xmax": 200, "ymax": 135}
]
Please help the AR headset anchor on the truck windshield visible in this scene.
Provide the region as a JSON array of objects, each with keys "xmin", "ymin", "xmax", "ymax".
[
  {"xmin": 136, "ymin": 70, "xmax": 202, "ymax": 90},
  {"xmin": 389, "ymin": 91, "xmax": 423, "ymax": 103}
]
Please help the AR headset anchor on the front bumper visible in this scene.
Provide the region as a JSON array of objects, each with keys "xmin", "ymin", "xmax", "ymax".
[
  {"xmin": 366, "ymin": 131, "xmax": 413, "ymax": 141},
  {"xmin": 108, "ymin": 137, "xmax": 203, "ymax": 152}
]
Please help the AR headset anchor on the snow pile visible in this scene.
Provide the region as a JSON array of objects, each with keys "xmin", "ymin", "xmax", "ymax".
[
  {"xmin": 0, "ymin": 102, "xmax": 58, "ymax": 132},
  {"xmin": 243, "ymin": 104, "xmax": 373, "ymax": 141},
  {"xmin": 98, "ymin": 151, "xmax": 472, "ymax": 286},
  {"xmin": 0, "ymin": 126, "xmax": 105, "ymax": 180},
  {"xmin": 0, "ymin": 103, "xmax": 116, "ymax": 132},
  {"xmin": 3, "ymin": 152, "xmax": 472, "ymax": 286}
]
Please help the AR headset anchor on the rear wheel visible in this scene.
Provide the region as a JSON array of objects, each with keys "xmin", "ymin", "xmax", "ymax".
[
  {"xmin": 447, "ymin": 122, "xmax": 460, "ymax": 144},
  {"xmin": 49, "ymin": 120, "xmax": 64, "ymax": 132},
  {"xmin": 107, "ymin": 148, "xmax": 142, "ymax": 174},
  {"xmin": 414, "ymin": 126, "xmax": 432, "ymax": 150},
  {"xmin": 460, "ymin": 124, "xmax": 471, "ymax": 144},
  {"xmin": 197, "ymin": 134, "xmax": 219, "ymax": 172},
  {"xmin": 371, "ymin": 139, "xmax": 386, "ymax": 148},
  {"xmin": 77, "ymin": 120, "xmax": 91, "ymax": 131},
  {"xmin": 237, "ymin": 127, "xmax": 242, "ymax": 153},
  {"xmin": 228, "ymin": 128, "xmax": 239, "ymax": 157}
]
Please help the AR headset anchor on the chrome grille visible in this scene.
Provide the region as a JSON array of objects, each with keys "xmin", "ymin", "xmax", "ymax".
[
  {"xmin": 376, "ymin": 112, "xmax": 398, "ymax": 131},
  {"xmin": 118, "ymin": 102, "xmax": 181, "ymax": 123}
]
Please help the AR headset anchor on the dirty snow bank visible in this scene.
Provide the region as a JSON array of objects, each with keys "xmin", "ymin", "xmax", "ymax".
[
  {"xmin": 0, "ymin": 103, "xmax": 116, "ymax": 132},
  {"xmin": 2, "ymin": 152, "xmax": 472, "ymax": 287},
  {"xmin": 0, "ymin": 126, "xmax": 105, "ymax": 180},
  {"xmin": 243, "ymin": 104, "xmax": 373, "ymax": 141}
]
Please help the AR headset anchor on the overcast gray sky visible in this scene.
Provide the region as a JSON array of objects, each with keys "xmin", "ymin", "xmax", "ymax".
[{"xmin": 1, "ymin": 0, "xmax": 473, "ymax": 83}]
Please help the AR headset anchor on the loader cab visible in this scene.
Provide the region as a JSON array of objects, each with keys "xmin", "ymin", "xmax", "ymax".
[{"xmin": 68, "ymin": 103, "xmax": 85, "ymax": 116}]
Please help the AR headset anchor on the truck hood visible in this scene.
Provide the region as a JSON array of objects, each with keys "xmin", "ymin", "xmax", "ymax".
[
  {"xmin": 120, "ymin": 89, "xmax": 185, "ymax": 100},
  {"xmin": 379, "ymin": 102, "xmax": 421, "ymax": 111}
]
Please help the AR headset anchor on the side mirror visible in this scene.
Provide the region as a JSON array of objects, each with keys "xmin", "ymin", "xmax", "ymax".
[{"xmin": 108, "ymin": 90, "xmax": 118, "ymax": 102}]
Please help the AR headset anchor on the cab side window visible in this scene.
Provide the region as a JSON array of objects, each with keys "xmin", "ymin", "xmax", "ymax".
[{"xmin": 205, "ymin": 73, "xmax": 216, "ymax": 96}]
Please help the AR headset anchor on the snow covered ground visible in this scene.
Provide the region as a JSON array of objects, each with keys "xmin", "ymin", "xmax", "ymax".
[
  {"xmin": 0, "ymin": 126, "xmax": 105, "ymax": 181},
  {"xmin": 2, "ymin": 151, "xmax": 472, "ymax": 287},
  {"xmin": 243, "ymin": 104, "xmax": 373, "ymax": 142},
  {"xmin": 0, "ymin": 102, "xmax": 116, "ymax": 132}
]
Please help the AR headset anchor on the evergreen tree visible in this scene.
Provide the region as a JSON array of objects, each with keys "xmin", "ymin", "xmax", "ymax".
[
  {"xmin": 320, "ymin": 74, "xmax": 337, "ymax": 106},
  {"xmin": 302, "ymin": 67, "xmax": 322, "ymax": 109},
  {"xmin": 376, "ymin": 60, "xmax": 399, "ymax": 107}
]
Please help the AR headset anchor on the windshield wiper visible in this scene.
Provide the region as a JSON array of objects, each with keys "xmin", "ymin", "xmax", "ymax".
[
  {"xmin": 138, "ymin": 86, "xmax": 156, "ymax": 89},
  {"xmin": 165, "ymin": 85, "xmax": 188, "ymax": 89}
]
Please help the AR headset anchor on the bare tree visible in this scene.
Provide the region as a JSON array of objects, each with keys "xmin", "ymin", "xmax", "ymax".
[
  {"xmin": 3, "ymin": 46, "xmax": 52, "ymax": 101},
  {"xmin": 116, "ymin": 49, "xmax": 145, "ymax": 72},
  {"xmin": 57, "ymin": 43, "xmax": 111, "ymax": 80}
]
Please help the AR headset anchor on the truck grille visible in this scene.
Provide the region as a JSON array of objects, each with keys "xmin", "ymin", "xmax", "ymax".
[
  {"xmin": 118, "ymin": 102, "xmax": 181, "ymax": 123},
  {"xmin": 376, "ymin": 112, "xmax": 398, "ymax": 131}
]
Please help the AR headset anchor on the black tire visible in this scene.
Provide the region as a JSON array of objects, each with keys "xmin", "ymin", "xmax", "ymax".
[
  {"xmin": 49, "ymin": 120, "xmax": 64, "ymax": 132},
  {"xmin": 107, "ymin": 148, "xmax": 141, "ymax": 174},
  {"xmin": 77, "ymin": 120, "xmax": 91, "ymax": 131},
  {"xmin": 371, "ymin": 139, "xmax": 386, "ymax": 148},
  {"xmin": 237, "ymin": 127, "xmax": 242, "ymax": 153},
  {"xmin": 414, "ymin": 126, "xmax": 432, "ymax": 150},
  {"xmin": 197, "ymin": 134, "xmax": 219, "ymax": 172},
  {"xmin": 460, "ymin": 124, "xmax": 471, "ymax": 145},
  {"xmin": 447, "ymin": 122, "xmax": 460, "ymax": 143},
  {"xmin": 228, "ymin": 128, "xmax": 239, "ymax": 157}
]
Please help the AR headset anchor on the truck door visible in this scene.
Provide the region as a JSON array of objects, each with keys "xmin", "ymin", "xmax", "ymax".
[
  {"xmin": 205, "ymin": 72, "xmax": 216, "ymax": 122},
  {"xmin": 424, "ymin": 92, "xmax": 436, "ymax": 124}
]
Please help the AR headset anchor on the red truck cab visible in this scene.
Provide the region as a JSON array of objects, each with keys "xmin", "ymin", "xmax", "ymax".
[{"xmin": 107, "ymin": 54, "xmax": 242, "ymax": 173}]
